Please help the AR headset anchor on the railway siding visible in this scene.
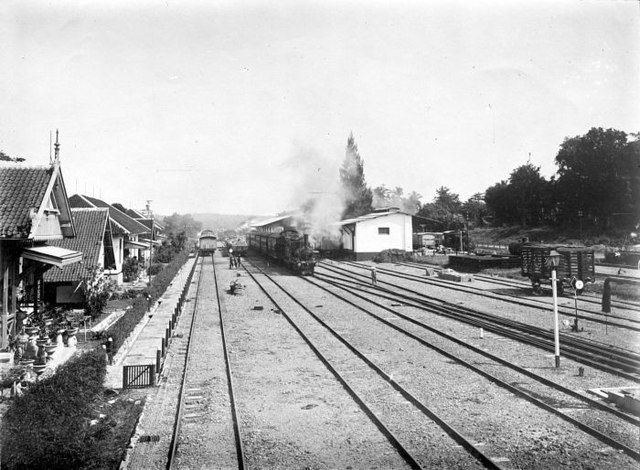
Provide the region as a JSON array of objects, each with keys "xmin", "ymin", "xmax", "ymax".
[
  {"xmin": 240, "ymin": 260, "xmax": 486, "ymax": 469},
  {"xmin": 326, "ymin": 261, "xmax": 640, "ymax": 356},
  {"xmin": 221, "ymin": 259, "xmax": 417, "ymax": 469},
  {"xmin": 307, "ymin": 275, "xmax": 640, "ymax": 457},
  {"xmin": 270, "ymin": 270, "xmax": 639, "ymax": 469}
]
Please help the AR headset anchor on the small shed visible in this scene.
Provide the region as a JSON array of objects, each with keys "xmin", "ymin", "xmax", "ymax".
[{"xmin": 334, "ymin": 208, "xmax": 413, "ymax": 260}]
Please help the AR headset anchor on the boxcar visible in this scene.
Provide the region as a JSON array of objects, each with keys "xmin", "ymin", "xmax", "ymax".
[
  {"xmin": 198, "ymin": 230, "xmax": 218, "ymax": 255},
  {"xmin": 520, "ymin": 244, "xmax": 595, "ymax": 294}
]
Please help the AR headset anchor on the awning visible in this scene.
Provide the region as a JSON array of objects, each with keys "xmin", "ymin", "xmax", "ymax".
[
  {"xmin": 139, "ymin": 238, "xmax": 162, "ymax": 247},
  {"xmin": 22, "ymin": 245, "xmax": 83, "ymax": 269},
  {"xmin": 125, "ymin": 240, "xmax": 150, "ymax": 249}
]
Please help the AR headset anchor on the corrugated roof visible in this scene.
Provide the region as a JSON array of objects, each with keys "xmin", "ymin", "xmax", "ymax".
[
  {"xmin": 44, "ymin": 208, "xmax": 109, "ymax": 283},
  {"xmin": 69, "ymin": 194, "xmax": 149, "ymax": 235},
  {"xmin": 0, "ymin": 164, "xmax": 53, "ymax": 238},
  {"xmin": 333, "ymin": 209, "xmax": 411, "ymax": 226},
  {"xmin": 250, "ymin": 214, "xmax": 298, "ymax": 228}
]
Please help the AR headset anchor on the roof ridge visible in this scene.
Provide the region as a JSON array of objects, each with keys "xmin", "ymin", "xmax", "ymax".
[
  {"xmin": 0, "ymin": 163, "xmax": 51, "ymax": 170},
  {"xmin": 71, "ymin": 207, "xmax": 108, "ymax": 212}
]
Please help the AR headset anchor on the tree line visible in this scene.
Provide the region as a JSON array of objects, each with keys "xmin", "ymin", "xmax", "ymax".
[{"xmin": 338, "ymin": 127, "xmax": 640, "ymax": 232}]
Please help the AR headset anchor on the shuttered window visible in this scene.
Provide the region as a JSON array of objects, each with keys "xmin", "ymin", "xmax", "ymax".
[{"xmin": 378, "ymin": 227, "xmax": 390, "ymax": 235}]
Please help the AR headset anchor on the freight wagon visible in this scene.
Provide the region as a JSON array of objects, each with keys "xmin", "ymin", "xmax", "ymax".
[
  {"xmin": 520, "ymin": 244, "xmax": 595, "ymax": 295},
  {"xmin": 198, "ymin": 230, "xmax": 218, "ymax": 255}
]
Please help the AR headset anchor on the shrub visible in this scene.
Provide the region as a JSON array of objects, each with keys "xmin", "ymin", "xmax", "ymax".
[
  {"xmin": 105, "ymin": 251, "xmax": 189, "ymax": 351},
  {"xmin": 373, "ymin": 249, "xmax": 414, "ymax": 263},
  {"xmin": 122, "ymin": 257, "xmax": 140, "ymax": 282},
  {"xmin": 78, "ymin": 266, "xmax": 116, "ymax": 319},
  {"xmin": 1, "ymin": 349, "xmax": 107, "ymax": 469},
  {"xmin": 148, "ymin": 263, "xmax": 164, "ymax": 276}
]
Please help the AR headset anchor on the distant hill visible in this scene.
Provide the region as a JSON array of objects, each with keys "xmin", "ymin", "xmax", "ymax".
[{"xmin": 191, "ymin": 213, "xmax": 257, "ymax": 232}]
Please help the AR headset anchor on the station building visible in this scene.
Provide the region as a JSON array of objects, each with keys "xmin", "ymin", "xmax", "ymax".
[
  {"xmin": 0, "ymin": 158, "xmax": 82, "ymax": 350},
  {"xmin": 334, "ymin": 207, "xmax": 414, "ymax": 260}
]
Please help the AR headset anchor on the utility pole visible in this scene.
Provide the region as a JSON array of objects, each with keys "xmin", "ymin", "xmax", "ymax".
[{"xmin": 146, "ymin": 200, "xmax": 153, "ymax": 277}]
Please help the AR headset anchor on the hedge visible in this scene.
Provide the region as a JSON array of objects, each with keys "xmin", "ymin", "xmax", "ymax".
[
  {"xmin": 1, "ymin": 349, "xmax": 107, "ymax": 469},
  {"xmin": 105, "ymin": 251, "xmax": 189, "ymax": 352},
  {"xmin": 373, "ymin": 249, "xmax": 415, "ymax": 263}
]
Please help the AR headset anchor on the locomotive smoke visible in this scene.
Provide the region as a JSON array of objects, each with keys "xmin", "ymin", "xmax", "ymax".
[{"xmin": 282, "ymin": 144, "xmax": 345, "ymax": 246}]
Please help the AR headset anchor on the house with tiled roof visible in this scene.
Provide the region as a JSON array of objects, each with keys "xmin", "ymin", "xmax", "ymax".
[
  {"xmin": 42, "ymin": 208, "xmax": 116, "ymax": 304},
  {"xmin": 0, "ymin": 148, "xmax": 82, "ymax": 349},
  {"xmin": 68, "ymin": 194, "xmax": 149, "ymax": 284}
]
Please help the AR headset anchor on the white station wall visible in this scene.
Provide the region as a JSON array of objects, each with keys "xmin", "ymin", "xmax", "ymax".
[{"xmin": 353, "ymin": 213, "xmax": 412, "ymax": 253}]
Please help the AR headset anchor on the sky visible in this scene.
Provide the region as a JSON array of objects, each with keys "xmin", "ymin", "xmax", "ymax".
[{"xmin": 1, "ymin": 0, "xmax": 638, "ymax": 217}]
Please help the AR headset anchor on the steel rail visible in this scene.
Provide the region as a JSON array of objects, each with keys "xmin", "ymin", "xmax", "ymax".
[
  {"xmin": 336, "ymin": 261, "xmax": 640, "ymax": 362},
  {"xmin": 316, "ymin": 263, "xmax": 640, "ymax": 381},
  {"xmin": 301, "ymin": 276, "xmax": 640, "ymax": 460},
  {"xmin": 304, "ymin": 273, "xmax": 640, "ymax": 427},
  {"xmin": 241, "ymin": 258, "xmax": 502, "ymax": 470},
  {"xmin": 344, "ymin": 261, "xmax": 640, "ymax": 331},
  {"xmin": 398, "ymin": 260, "xmax": 640, "ymax": 314},
  {"xmin": 320, "ymin": 263, "xmax": 640, "ymax": 373},
  {"xmin": 167, "ymin": 256, "xmax": 204, "ymax": 469},
  {"xmin": 211, "ymin": 254, "xmax": 247, "ymax": 469}
]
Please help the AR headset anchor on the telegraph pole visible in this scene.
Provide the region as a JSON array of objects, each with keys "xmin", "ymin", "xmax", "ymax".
[{"xmin": 146, "ymin": 200, "xmax": 153, "ymax": 277}]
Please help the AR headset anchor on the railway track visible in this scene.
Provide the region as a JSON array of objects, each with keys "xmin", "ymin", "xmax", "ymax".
[
  {"xmin": 241, "ymin": 258, "xmax": 500, "ymax": 469},
  {"xmin": 345, "ymin": 261, "xmax": 640, "ymax": 331},
  {"xmin": 243, "ymin": 257, "xmax": 640, "ymax": 467},
  {"xmin": 402, "ymin": 260, "xmax": 640, "ymax": 313},
  {"xmin": 316, "ymin": 261, "xmax": 640, "ymax": 381},
  {"xmin": 301, "ymin": 274, "xmax": 640, "ymax": 460},
  {"xmin": 167, "ymin": 255, "xmax": 245, "ymax": 469}
]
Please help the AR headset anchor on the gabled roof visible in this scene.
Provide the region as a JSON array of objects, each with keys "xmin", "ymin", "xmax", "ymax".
[
  {"xmin": 68, "ymin": 194, "xmax": 149, "ymax": 235},
  {"xmin": 0, "ymin": 162, "xmax": 75, "ymax": 239},
  {"xmin": 333, "ymin": 208, "xmax": 412, "ymax": 226},
  {"xmin": 250, "ymin": 214, "xmax": 300, "ymax": 228},
  {"xmin": 44, "ymin": 208, "xmax": 111, "ymax": 283}
]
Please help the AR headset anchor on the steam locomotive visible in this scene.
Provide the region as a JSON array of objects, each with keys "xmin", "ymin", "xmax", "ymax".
[{"xmin": 247, "ymin": 229, "xmax": 317, "ymax": 275}]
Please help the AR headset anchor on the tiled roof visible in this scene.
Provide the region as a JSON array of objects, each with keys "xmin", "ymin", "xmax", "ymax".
[
  {"xmin": 0, "ymin": 164, "xmax": 53, "ymax": 238},
  {"xmin": 124, "ymin": 208, "xmax": 143, "ymax": 219},
  {"xmin": 69, "ymin": 194, "xmax": 149, "ymax": 235},
  {"xmin": 44, "ymin": 208, "xmax": 109, "ymax": 283},
  {"xmin": 68, "ymin": 194, "xmax": 94, "ymax": 208}
]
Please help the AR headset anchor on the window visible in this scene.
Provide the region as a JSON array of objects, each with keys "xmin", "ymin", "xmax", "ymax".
[{"xmin": 378, "ymin": 227, "xmax": 390, "ymax": 235}]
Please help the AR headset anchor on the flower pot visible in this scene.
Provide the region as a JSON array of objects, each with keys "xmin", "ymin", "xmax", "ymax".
[
  {"xmin": 66, "ymin": 328, "xmax": 78, "ymax": 337},
  {"xmin": 45, "ymin": 344, "xmax": 57, "ymax": 355},
  {"xmin": 19, "ymin": 359, "xmax": 34, "ymax": 367},
  {"xmin": 25, "ymin": 327, "xmax": 39, "ymax": 335},
  {"xmin": 33, "ymin": 364, "xmax": 47, "ymax": 375}
]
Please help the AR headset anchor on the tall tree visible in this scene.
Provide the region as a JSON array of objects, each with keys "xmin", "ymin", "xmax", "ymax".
[
  {"xmin": 161, "ymin": 213, "xmax": 202, "ymax": 239},
  {"xmin": 0, "ymin": 150, "xmax": 25, "ymax": 162},
  {"xmin": 555, "ymin": 127, "xmax": 634, "ymax": 227},
  {"xmin": 372, "ymin": 185, "xmax": 422, "ymax": 214},
  {"xmin": 461, "ymin": 193, "xmax": 488, "ymax": 228},
  {"xmin": 340, "ymin": 132, "xmax": 373, "ymax": 219},
  {"xmin": 508, "ymin": 164, "xmax": 552, "ymax": 226},
  {"xmin": 417, "ymin": 186, "xmax": 463, "ymax": 230}
]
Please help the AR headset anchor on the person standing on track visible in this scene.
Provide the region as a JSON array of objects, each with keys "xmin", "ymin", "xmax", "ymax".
[
  {"xmin": 229, "ymin": 248, "xmax": 234, "ymax": 269},
  {"xmin": 371, "ymin": 266, "xmax": 378, "ymax": 286}
]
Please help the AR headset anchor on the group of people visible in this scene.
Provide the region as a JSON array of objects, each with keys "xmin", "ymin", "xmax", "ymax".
[{"xmin": 228, "ymin": 248, "xmax": 241, "ymax": 269}]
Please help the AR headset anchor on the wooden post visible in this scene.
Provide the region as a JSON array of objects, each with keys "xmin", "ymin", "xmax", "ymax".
[
  {"xmin": 0, "ymin": 243, "xmax": 7, "ymax": 350},
  {"xmin": 150, "ymin": 364, "xmax": 156, "ymax": 386},
  {"xmin": 156, "ymin": 349, "xmax": 161, "ymax": 375}
]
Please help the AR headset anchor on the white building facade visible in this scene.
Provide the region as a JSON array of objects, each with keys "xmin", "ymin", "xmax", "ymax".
[{"xmin": 337, "ymin": 208, "xmax": 413, "ymax": 260}]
